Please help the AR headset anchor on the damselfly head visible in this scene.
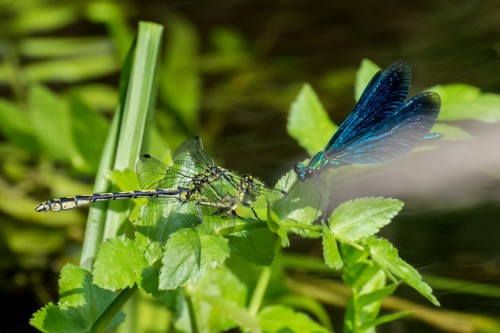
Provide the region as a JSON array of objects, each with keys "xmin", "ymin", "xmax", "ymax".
[{"xmin": 293, "ymin": 163, "xmax": 312, "ymax": 181}]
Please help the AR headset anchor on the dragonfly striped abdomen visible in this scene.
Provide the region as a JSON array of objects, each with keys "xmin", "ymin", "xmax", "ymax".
[{"xmin": 35, "ymin": 188, "xmax": 189, "ymax": 212}]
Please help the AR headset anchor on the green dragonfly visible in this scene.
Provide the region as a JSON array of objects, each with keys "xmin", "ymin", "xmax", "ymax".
[{"xmin": 35, "ymin": 137, "xmax": 277, "ymax": 221}]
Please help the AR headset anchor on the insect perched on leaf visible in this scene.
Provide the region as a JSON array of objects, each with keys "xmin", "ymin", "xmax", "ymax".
[
  {"xmin": 35, "ymin": 137, "xmax": 277, "ymax": 222},
  {"xmin": 293, "ymin": 61, "xmax": 441, "ymax": 181}
]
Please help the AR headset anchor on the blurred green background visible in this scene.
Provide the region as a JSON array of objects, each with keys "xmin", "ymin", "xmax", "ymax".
[{"xmin": 1, "ymin": 0, "xmax": 500, "ymax": 332}]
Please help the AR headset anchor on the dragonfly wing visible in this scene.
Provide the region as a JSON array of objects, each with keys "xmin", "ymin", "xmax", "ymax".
[
  {"xmin": 326, "ymin": 61, "xmax": 412, "ymax": 151},
  {"xmin": 172, "ymin": 136, "xmax": 214, "ymax": 173},
  {"xmin": 136, "ymin": 154, "xmax": 179, "ymax": 189},
  {"xmin": 334, "ymin": 92, "xmax": 440, "ymax": 164}
]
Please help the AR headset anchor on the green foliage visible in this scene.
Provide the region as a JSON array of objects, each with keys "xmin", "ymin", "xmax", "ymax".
[
  {"xmin": 5, "ymin": 5, "xmax": 495, "ymax": 331},
  {"xmin": 430, "ymin": 84, "xmax": 500, "ymax": 122},
  {"xmin": 258, "ymin": 305, "xmax": 330, "ymax": 333},
  {"xmin": 355, "ymin": 59, "xmax": 380, "ymax": 101},
  {"xmin": 159, "ymin": 229, "xmax": 230, "ymax": 290},
  {"xmin": 328, "ymin": 198, "xmax": 403, "ymax": 245},
  {"xmin": 30, "ymin": 264, "xmax": 125, "ymax": 332},
  {"xmin": 287, "ymin": 84, "xmax": 338, "ymax": 155}
]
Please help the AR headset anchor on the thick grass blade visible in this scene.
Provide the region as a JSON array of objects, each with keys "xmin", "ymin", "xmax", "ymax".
[{"xmin": 80, "ymin": 22, "xmax": 163, "ymax": 269}]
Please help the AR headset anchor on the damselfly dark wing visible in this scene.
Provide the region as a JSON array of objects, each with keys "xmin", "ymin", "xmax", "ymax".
[
  {"xmin": 293, "ymin": 61, "xmax": 441, "ymax": 181},
  {"xmin": 324, "ymin": 61, "xmax": 440, "ymax": 164},
  {"xmin": 326, "ymin": 61, "xmax": 410, "ymax": 150},
  {"xmin": 334, "ymin": 92, "xmax": 440, "ymax": 164}
]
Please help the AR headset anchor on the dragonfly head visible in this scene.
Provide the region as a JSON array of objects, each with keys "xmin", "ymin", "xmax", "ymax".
[{"xmin": 35, "ymin": 203, "xmax": 49, "ymax": 212}]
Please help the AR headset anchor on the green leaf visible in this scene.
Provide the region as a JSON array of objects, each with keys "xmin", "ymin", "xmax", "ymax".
[
  {"xmin": 25, "ymin": 54, "xmax": 119, "ymax": 83},
  {"xmin": 429, "ymin": 84, "xmax": 500, "ymax": 123},
  {"xmin": 355, "ymin": 59, "xmax": 380, "ymax": 101},
  {"xmin": 227, "ymin": 225, "xmax": 277, "ymax": 266},
  {"xmin": 366, "ymin": 237, "xmax": 440, "ymax": 306},
  {"xmin": 93, "ymin": 238, "xmax": 150, "ymax": 290},
  {"xmin": 0, "ymin": 98, "xmax": 39, "ymax": 152},
  {"xmin": 9, "ymin": 5, "xmax": 79, "ymax": 34},
  {"xmin": 29, "ymin": 84, "xmax": 79, "ymax": 164},
  {"xmin": 190, "ymin": 266, "xmax": 255, "ymax": 332},
  {"xmin": 159, "ymin": 228, "xmax": 230, "ymax": 290},
  {"xmin": 161, "ymin": 14, "xmax": 200, "ymax": 132},
  {"xmin": 30, "ymin": 264, "xmax": 125, "ymax": 332},
  {"xmin": 322, "ymin": 224, "xmax": 343, "ymax": 270},
  {"xmin": 20, "ymin": 37, "xmax": 112, "ymax": 58},
  {"xmin": 329, "ymin": 198, "xmax": 403, "ymax": 243},
  {"xmin": 360, "ymin": 311, "xmax": 411, "ymax": 331},
  {"xmin": 68, "ymin": 94, "xmax": 109, "ymax": 173},
  {"xmin": 358, "ymin": 284, "xmax": 398, "ymax": 308},
  {"xmin": 287, "ymin": 84, "xmax": 337, "ymax": 155},
  {"xmin": 267, "ymin": 205, "xmax": 290, "ymax": 247},
  {"xmin": 258, "ymin": 305, "xmax": 329, "ymax": 333}
]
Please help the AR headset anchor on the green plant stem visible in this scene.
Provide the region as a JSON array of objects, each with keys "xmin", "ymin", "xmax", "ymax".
[
  {"xmin": 249, "ymin": 266, "xmax": 272, "ymax": 316},
  {"xmin": 185, "ymin": 290, "xmax": 199, "ymax": 333},
  {"xmin": 91, "ymin": 285, "xmax": 138, "ymax": 333}
]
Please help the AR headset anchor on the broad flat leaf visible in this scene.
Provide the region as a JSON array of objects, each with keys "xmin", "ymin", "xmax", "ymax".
[
  {"xmin": 227, "ymin": 226, "xmax": 277, "ymax": 266},
  {"xmin": 159, "ymin": 228, "xmax": 229, "ymax": 290},
  {"xmin": 287, "ymin": 84, "xmax": 337, "ymax": 155},
  {"xmin": 30, "ymin": 264, "xmax": 124, "ymax": 332},
  {"xmin": 355, "ymin": 59, "xmax": 380, "ymax": 101},
  {"xmin": 358, "ymin": 284, "xmax": 398, "ymax": 308},
  {"xmin": 29, "ymin": 85, "xmax": 77, "ymax": 163},
  {"xmin": 189, "ymin": 266, "xmax": 256, "ymax": 333},
  {"xmin": 258, "ymin": 305, "xmax": 329, "ymax": 333},
  {"xmin": 430, "ymin": 84, "xmax": 500, "ymax": 123},
  {"xmin": 367, "ymin": 237, "xmax": 440, "ymax": 306},
  {"xmin": 322, "ymin": 224, "xmax": 343, "ymax": 270},
  {"xmin": 93, "ymin": 237, "xmax": 150, "ymax": 290},
  {"xmin": 0, "ymin": 98, "xmax": 39, "ymax": 152},
  {"xmin": 329, "ymin": 198, "xmax": 403, "ymax": 242}
]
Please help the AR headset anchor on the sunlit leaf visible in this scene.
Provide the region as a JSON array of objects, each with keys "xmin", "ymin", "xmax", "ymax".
[
  {"xmin": 366, "ymin": 237, "xmax": 440, "ymax": 306},
  {"xmin": 287, "ymin": 84, "xmax": 337, "ymax": 155},
  {"xmin": 322, "ymin": 224, "xmax": 343, "ymax": 270},
  {"xmin": 355, "ymin": 59, "xmax": 380, "ymax": 101},
  {"xmin": 30, "ymin": 264, "xmax": 124, "ymax": 332},
  {"xmin": 258, "ymin": 305, "xmax": 329, "ymax": 333},
  {"xmin": 430, "ymin": 84, "xmax": 500, "ymax": 123},
  {"xmin": 93, "ymin": 238, "xmax": 149, "ymax": 290},
  {"xmin": 190, "ymin": 266, "xmax": 254, "ymax": 332},
  {"xmin": 0, "ymin": 98, "xmax": 39, "ymax": 152},
  {"xmin": 328, "ymin": 197, "xmax": 403, "ymax": 243},
  {"xmin": 159, "ymin": 228, "xmax": 230, "ymax": 290},
  {"xmin": 29, "ymin": 84, "xmax": 78, "ymax": 164}
]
